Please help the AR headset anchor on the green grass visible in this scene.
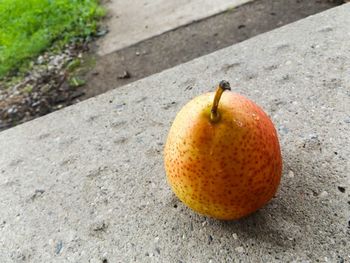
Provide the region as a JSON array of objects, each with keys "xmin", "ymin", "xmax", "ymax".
[{"xmin": 0, "ymin": 0, "xmax": 104, "ymax": 78}]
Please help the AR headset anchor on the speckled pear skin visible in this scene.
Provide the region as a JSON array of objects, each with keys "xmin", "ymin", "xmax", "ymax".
[{"xmin": 164, "ymin": 91, "xmax": 282, "ymax": 220}]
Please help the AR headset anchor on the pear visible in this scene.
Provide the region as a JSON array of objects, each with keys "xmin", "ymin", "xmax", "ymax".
[{"xmin": 164, "ymin": 80, "xmax": 282, "ymax": 220}]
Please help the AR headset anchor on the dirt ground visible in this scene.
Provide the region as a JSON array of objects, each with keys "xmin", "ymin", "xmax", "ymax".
[
  {"xmin": 82, "ymin": 0, "xmax": 343, "ymax": 98},
  {"xmin": 0, "ymin": 0, "xmax": 343, "ymax": 131}
]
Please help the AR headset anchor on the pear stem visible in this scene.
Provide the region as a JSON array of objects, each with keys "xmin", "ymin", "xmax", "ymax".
[{"xmin": 210, "ymin": 80, "xmax": 231, "ymax": 122}]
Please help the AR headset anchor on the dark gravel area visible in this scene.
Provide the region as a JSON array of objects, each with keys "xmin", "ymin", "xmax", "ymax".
[{"xmin": 0, "ymin": 41, "xmax": 93, "ymax": 131}]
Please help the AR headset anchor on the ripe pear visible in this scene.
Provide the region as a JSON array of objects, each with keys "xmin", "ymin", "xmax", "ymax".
[{"xmin": 164, "ymin": 81, "xmax": 282, "ymax": 220}]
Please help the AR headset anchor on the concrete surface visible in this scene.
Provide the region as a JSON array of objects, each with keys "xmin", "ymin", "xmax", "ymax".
[
  {"xmin": 1, "ymin": 4, "xmax": 350, "ymax": 262},
  {"xmin": 97, "ymin": 0, "xmax": 252, "ymax": 55},
  {"xmin": 84, "ymin": 0, "xmax": 341, "ymax": 99}
]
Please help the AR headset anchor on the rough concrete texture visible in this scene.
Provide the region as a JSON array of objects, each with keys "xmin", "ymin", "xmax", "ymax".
[
  {"xmin": 97, "ymin": 0, "xmax": 252, "ymax": 55},
  {"xmin": 1, "ymin": 4, "xmax": 350, "ymax": 262}
]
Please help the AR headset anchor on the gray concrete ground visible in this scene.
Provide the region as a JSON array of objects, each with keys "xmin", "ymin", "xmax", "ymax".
[
  {"xmin": 0, "ymin": 4, "xmax": 350, "ymax": 263},
  {"xmin": 83, "ymin": 0, "xmax": 342, "ymax": 99},
  {"xmin": 97, "ymin": 0, "xmax": 252, "ymax": 55}
]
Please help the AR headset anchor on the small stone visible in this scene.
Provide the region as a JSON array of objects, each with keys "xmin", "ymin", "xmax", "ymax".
[
  {"xmin": 37, "ymin": 56, "xmax": 44, "ymax": 64},
  {"xmin": 96, "ymin": 29, "xmax": 108, "ymax": 37},
  {"xmin": 232, "ymin": 233, "xmax": 238, "ymax": 240},
  {"xmin": 287, "ymin": 170, "xmax": 295, "ymax": 178},
  {"xmin": 235, "ymin": 246, "xmax": 244, "ymax": 253},
  {"xmin": 47, "ymin": 65, "xmax": 55, "ymax": 71},
  {"xmin": 318, "ymin": 191, "xmax": 329, "ymax": 198},
  {"xmin": 55, "ymin": 241, "xmax": 63, "ymax": 255},
  {"xmin": 309, "ymin": 133, "xmax": 318, "ymax": 140},
  {"xmin": 117, "ymin": 70, "xmax": 131, "ymax": 79},
  {"xmin": 7, "ymin": 106, "xmax": 18, "ymax": 115},
  {"xmin": 285, "ymin": 60, "xmax": 292, "ymax": 65}
]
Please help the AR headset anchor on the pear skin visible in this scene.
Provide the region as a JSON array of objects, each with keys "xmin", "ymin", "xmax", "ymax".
[{"xmin": 164, "ymin": 81, "xmax": 282, "ymax": 220}]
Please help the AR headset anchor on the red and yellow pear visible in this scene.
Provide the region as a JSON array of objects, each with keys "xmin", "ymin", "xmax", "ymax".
[{"xmin": 164, "ymin": 80, "xmax": 282, "ymax": 220}]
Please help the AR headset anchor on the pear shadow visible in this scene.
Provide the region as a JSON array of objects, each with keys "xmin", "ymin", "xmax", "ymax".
[
  {"xmin": 214, "ymin": 206, "xmax": 295, "ymax": 251},
  {"xmin": 203, "ymin": 145, "xmax": 347, "ymax": 255},
  {"xmin": 162, "ymin": 142, "xmax": 346, "ymax": 260}
]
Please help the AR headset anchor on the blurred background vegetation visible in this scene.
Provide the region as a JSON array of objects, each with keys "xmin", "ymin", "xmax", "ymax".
[{"xmin": 0, "ymin": 0, "xmax": 104, "ymax": 79}]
